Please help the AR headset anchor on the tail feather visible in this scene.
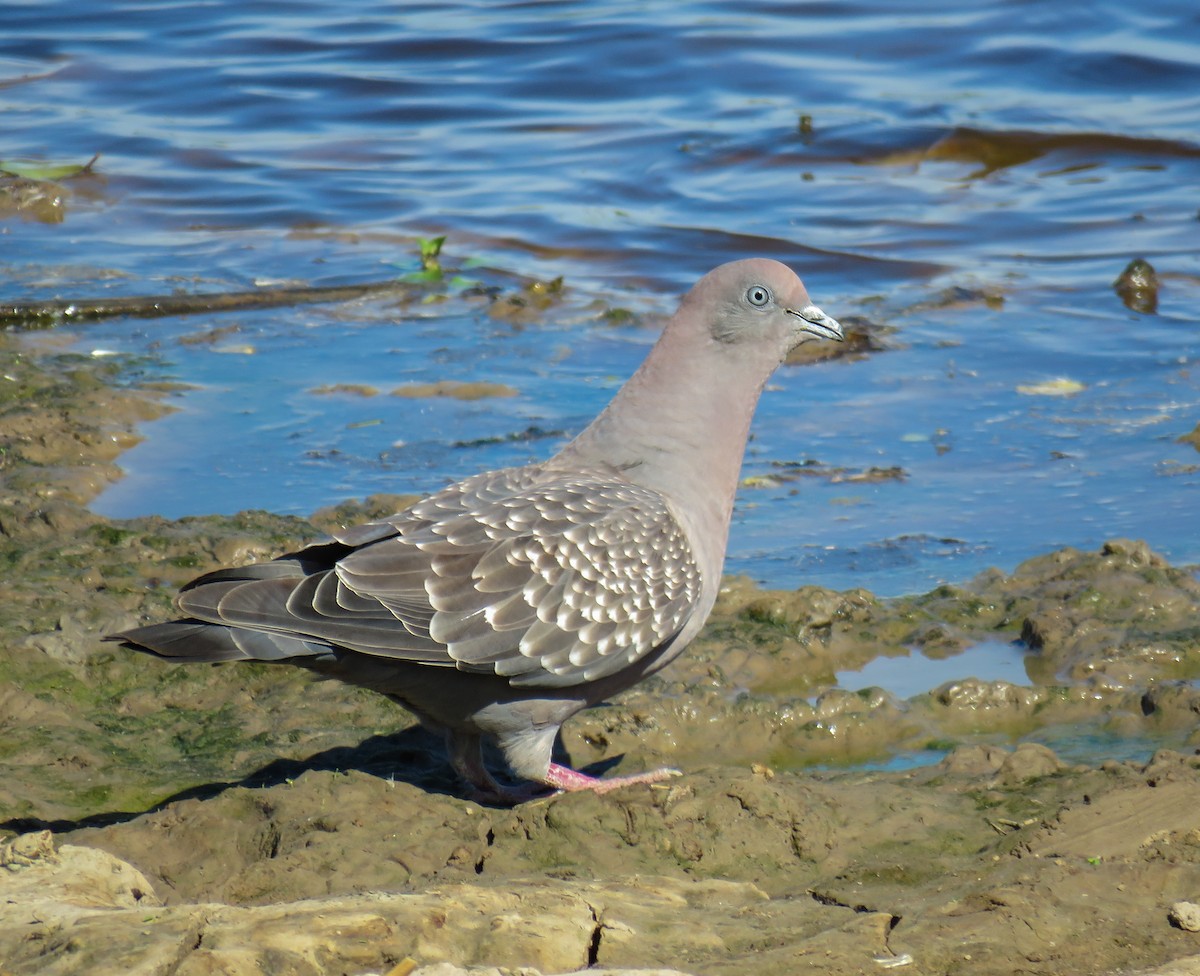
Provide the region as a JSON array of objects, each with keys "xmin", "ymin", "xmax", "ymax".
[
  {"xmin": 180, "ymin": 558, "xmax": 310, "ymax": 592},
  {"xmin": 106, "ymin": 620, "xmax": 333, "ymax": 664},
  {"xmin": 176, "ymin": 540, "xmax": 359, "ymax": 593}
]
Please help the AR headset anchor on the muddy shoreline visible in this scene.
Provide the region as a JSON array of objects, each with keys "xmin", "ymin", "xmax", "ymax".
[{"xmin": 2, "ymin": 327, "xmax": 1199, "ymax": 975}]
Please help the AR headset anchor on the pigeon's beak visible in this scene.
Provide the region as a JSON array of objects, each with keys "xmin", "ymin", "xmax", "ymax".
[{"xmin": 788, "ymin": 304, "xmax": 844, "ymax": 342}]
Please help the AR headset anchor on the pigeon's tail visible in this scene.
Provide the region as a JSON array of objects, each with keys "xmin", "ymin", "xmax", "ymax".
[{"xmin": 106, "ymin": 620, "xmax": 333, "ymax": 664}]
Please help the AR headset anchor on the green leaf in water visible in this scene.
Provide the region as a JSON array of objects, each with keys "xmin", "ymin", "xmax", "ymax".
[
  {"xmin": 402, "ymin": 267, "xmax": 445, "ymax": 283},
  {"xmin": 397, "ymin": 236, "xmax": 448, "ymax": 283},
  {"xmin": 0, "ymin": 153, "xmax": 100, "ymax": 181},
  {"xmin": 418, "ymin": 235, "xmax": 446, "ymax": 267}
]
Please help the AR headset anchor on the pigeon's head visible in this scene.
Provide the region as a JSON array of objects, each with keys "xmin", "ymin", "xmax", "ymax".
[{"xmin": 681, "ymin": 258, "xmax": 843, "ymax": 356}]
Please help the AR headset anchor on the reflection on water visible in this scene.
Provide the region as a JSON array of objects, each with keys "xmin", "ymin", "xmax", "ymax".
[
  {"xmin": 832, "ymin": 728, "xmax": 1185, "ymax": 774},
  {"xmin": 833, "ymin": 639, "xmax": 1031, "ymax": 700},
  {"xmin": 3, "ymin": 0, "xmax": 1198, "ymax": 602}
]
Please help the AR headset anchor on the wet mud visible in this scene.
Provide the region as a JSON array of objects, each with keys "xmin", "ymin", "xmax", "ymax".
[{"xmin": 2, "ymin": 330, "xmax": 1199, "ymax": 976}]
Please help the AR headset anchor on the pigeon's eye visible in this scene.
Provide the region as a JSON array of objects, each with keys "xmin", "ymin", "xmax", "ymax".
[{"xmin": 746, "ymin": 285, "xmax": 771, "ymax": 307}]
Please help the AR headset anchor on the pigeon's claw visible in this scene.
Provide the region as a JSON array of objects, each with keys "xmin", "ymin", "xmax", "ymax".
[{"xmin": 543, "ymin": 762, "xmax": 682, "ymax": 795}]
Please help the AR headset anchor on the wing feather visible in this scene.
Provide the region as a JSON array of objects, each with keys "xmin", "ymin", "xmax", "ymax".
[{"xmin": 168, "ymin": 464, "xmax": 703, "ymax": 688}]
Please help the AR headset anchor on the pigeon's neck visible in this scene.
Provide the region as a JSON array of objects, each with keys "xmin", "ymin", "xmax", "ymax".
[{"xmin": 552, "ymin": 326, "xmax": 777, "ymax": 570}]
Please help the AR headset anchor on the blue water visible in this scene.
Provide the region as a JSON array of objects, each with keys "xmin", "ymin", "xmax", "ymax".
[
  {"xmin": 834, "ymin": 639, "xmax": 1031, "ymax": 701},
  {"xmin": 3, "ymin": 0, "xmax": 1198, "ymax": 601}
]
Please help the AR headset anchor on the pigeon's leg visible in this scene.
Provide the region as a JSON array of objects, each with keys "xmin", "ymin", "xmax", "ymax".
[
  {"xmin": 446, "ymin": 730, "xmax": 549, "ymax": 803},
  {"xmin": 497, "ymin": 726, "xmax": 679, "ymax": 797},
  {"xmin": 543, "ymin": 762, "xmax": 681, "ymax": 794},
  {"xmin": 446, "ymin": 731, "xmax": 506, "ymax": 796}
]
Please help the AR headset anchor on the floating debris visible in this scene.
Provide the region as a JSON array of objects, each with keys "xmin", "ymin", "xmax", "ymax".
[
  {"xmin": 1177, "ymin": 423, "xmax": 1200, "ymax": 451},
  {"xmin": 310, "ymin": 383, "xmax": 380, "ymax": 397},
  {"xmin": 743, "ymin": 460, "xmax": 907, "ymax": 488},
  {"xmin": 1113, "ymin": 257, "xmax": 1159, "ymax": 314},
  {"xmin": 452, "ymin": 425, "xmax": 564, "ymax": 449},
  {"xmin": 391, "ymin": 380, "xmax": 518, "ymax": 400},
  {"xmin": 1016, "ymin": 378, "xmax": 1085, "ymax": 397}
]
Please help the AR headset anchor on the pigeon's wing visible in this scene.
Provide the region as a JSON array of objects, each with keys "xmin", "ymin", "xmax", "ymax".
[{"xmin": 176, "ymin": 467, "xmax": 705, "ymax": 688}]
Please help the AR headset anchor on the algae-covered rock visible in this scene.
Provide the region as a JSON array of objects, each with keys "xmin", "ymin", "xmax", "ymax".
[{"xmin": 1114, "ymin": 257, "xmax": 1160, "ymax": 314}]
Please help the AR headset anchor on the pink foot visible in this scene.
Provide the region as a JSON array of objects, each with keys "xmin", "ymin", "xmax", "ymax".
[{"xmin": 543, "ymin": 762, "xmax": 681, "ymax": 795}]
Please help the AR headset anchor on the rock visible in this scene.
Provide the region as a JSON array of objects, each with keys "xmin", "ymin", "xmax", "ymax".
[
  {"xmin": 1169, "ymin": 902, "xmax": 1200, "ymax": 932},
  {"xmin": 0, "ymin": 831, "xmax": 158, "ymax": 919},
  {"xmin": 0, "ymin": 836, "xmax": 740, "ymax": 976},
  {"xmin": 1026, "ymin": 777, "xmax": 1200, "ymax": 860},
  {"xmin": 936, "ymin": 743, "xmax": 1010, "ymax": 777},
  {"xmin": 1113, "ymin": 257, "xmax": 1159, "ymax": 314},
  {"xmin": 408, "ymin": 966, "xmax": 693, "ymax": 976},
  {"xmin": 1128, "ymin": 954, "xmax": 1200, "ymax": 976},
  {"xmin": 996, "ymin": 743, "xmax": 1064, "ymax": 786}
]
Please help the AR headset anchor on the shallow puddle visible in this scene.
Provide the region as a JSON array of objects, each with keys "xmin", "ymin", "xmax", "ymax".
[{"xmin": 833, "ymin": 638, "xmax": 1031, "ymax": 700}]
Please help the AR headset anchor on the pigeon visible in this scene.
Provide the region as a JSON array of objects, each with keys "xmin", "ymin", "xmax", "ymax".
[{"xmin": 108, "ymin": 258, "xmax": 843, "ymax": 801}]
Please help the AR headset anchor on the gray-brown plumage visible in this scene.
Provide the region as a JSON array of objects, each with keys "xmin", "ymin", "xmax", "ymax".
[{"xmin": 109, "ymin": 258, "xmax": 843, "ymax": 800}]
